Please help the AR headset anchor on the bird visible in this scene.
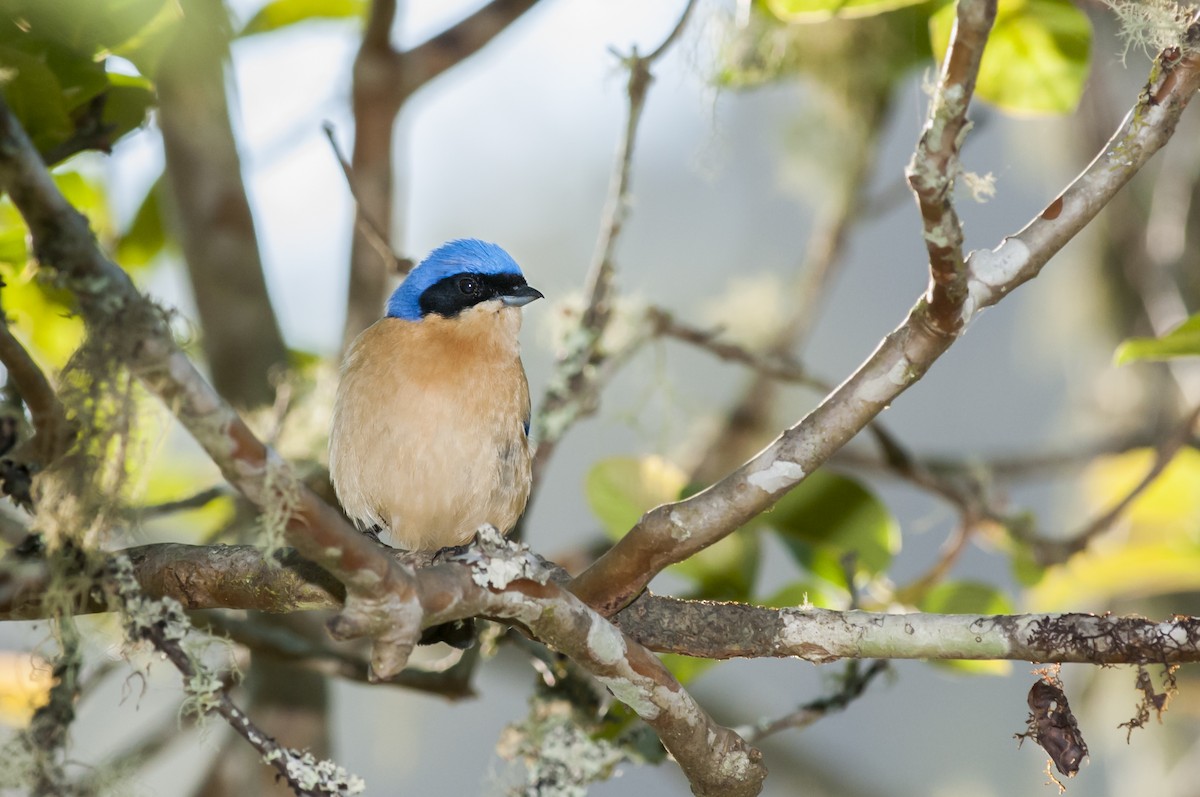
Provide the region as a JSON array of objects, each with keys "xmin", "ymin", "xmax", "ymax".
[{"xmin": 329, "ymin": 238, "xmax": 543, "ymax": 551}]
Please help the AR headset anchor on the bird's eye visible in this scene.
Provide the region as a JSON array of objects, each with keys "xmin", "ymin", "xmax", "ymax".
[{"xmin": 457, "ymin": 277, "xmax": 479, "ymax": 295}]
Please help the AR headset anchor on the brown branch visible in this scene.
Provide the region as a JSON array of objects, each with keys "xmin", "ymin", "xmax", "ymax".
[
  {"xmin": 0, "ymin": 313, "xmax": 74, "ymax": 507},
  {"xmin": 648, "ymin": 306, "xmax": 825, "ymax": 389},
  {"xmin": 905, "ymin": 0, "xmax": 996, "ymax": 337},
  {"xmin": 567, "ymin": 18, "xmax": 1200, "ymax": 618},
  {"xmin": 0, "ymin": 96, "xmax": 424, "ymax": 679},
  {"xmin": 529, "ymin": 0, "xmax": 696, "ymax": 492}
]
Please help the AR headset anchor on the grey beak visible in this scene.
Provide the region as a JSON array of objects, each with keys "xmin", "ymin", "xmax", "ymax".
[{"xmin": 500, "ymin": 284, "xmax": 544, "ymax": 308}]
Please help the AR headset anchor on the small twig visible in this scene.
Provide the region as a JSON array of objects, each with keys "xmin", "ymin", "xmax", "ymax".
[
  {"xmin": 743, "ymin": 659, "xmax": 888, "ymax": 743},
  {"xmin": 647, "ymin": 306, "xmax": 826, "ymax": 390},
  {"xmin": 0, "ymin": 312, "xmax": 75, "ymax": 508},
  {"xmin": 529, "ymin": 0, "xmax": 697, "ymax": 494},
  {"xmin": 1024, "ymin": 402, "xmax": 1200, "ymax": 564},
  {"xmin": 138, "ymin": 486, "xmax": 230, "ymax": 518},
  {"xmin": 105, "ymin": 556, "xmax": 364, "ymax": 797},
  {"xmin": 321, "ymin": 122, "xmax": 411, "ymax": 277}
]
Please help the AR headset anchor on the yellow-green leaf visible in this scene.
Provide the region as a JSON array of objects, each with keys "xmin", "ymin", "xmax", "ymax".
[
  {"xmin": 1116, "ymin": 313, "xmax": 1200, "ymax": 364},
  {"xmin": 585, "ymin": 456, "xmax": 687, "ymax": 540},
  {"xmin": 1028, "ymin": 542, "xmax": 1200, "ymax": 612},
  {"xmin": 929, "ymin": 0, "xmax": 1091, "ymax": 115},
  {"xmin": 765, "ymin": 0, "xmax": 931, "ymax": 22},
  {"xmin": 239, "ymin": 0, "xmax": 366, "ymax": 37}
]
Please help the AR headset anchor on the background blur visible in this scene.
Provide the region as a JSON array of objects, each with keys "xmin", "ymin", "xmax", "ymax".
[{"xmin": 3, "ymin": 0, "xmax": 1200, "ymax": 795}]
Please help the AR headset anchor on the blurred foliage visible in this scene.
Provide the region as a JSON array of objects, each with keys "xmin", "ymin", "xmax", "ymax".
[
  {"xmin": 0, "ymin": 653, "xmax": 52, "ymax": 728},
  {"xmin": 929, "ymin": 0, "xmax": 1091, "ymax": 114},
  {"xmin": 0, "ymin": 0, "xmax": 175, "ymax": 163},
  {"xmin": 1031, "ymin": 449, "xmax": 1200, "ymax": 611},
  {"xmin": 1116, "ymin": 313, "xmax": 1200, "ymax": 364},
  {"xmin": 724, "ymin": 0, "xmax": 1090, "ymax": 116},
  {"xmin": 765, "ymin": 0, "xmax": 930, "ymax": 22},
  {"xmin": 0, "ymin": 170, "xmax": 118, "ymax": 369}
]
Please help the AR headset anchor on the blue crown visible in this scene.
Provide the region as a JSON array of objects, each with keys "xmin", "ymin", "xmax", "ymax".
[{"xmin": 386, "ymin": 239, "xmax": 525, "ymax": 321}]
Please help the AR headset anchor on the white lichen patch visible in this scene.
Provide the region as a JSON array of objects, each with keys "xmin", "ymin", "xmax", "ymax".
[
  {"xmin": 497, "ymin": 704, "xmax": 624, "ymax": 797},
  {"xmin": 272, "ymin": 748, "xmax": 366, "ymax": 796},
  {"xmin": 746, "ymin": 459, "xmax": 805, "ymax": 494},
  {"xmin": 668, "ymin": 509, "xmax": 690, "ymax": 541},
  {"xmin": 858, "ymin": 357, "xmax": 912, "ymax": 403},
  {"xmin": 458, "ymin": 525, "xmax": 550, "ymax": 589},
  {"xmin": 969, "ymin": 239, "xmax": 1031, "ymax": 288},
  {"xmin": 960, "ymin": 239, "xmax": 1032, "ymax": 325},
  {"xmin": 886, "ymin": 358, "xmax": 912, "ymax": 386},
  {"xmin": 586, "ymin": 616, "xmax": 627, "ymax": 666},
  {"xmin": 595, "ymin": 675, "xmax": 660, "ymax": 720}
]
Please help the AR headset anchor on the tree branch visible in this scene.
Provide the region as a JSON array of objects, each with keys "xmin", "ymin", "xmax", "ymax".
[
  {"xmin": 568, "ymin": 15, "xmax": 1200, "ymax": 617},
  {"xmin": 0, "ymin": 312, "xmax": 74, "ymax": 507},
  {"xmin": 906, "ymin": 0, "xmax": 997, "ymax": 336},
  {"xmin": 10, "ymin": 543, "xmax": 1200, "ymax": 668}
]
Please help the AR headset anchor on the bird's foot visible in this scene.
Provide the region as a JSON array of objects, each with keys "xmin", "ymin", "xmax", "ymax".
[{"xmin": 431, "ymin": 539, "xmax": 476, "ymax": 564}]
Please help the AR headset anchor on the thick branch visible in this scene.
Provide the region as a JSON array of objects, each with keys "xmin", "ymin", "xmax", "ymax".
[
  {"xmin": 11, "ymin": 543, "xmax": 1200, "ymax": 668},
  {"xmin": 569, "ymin": 20, "xmax": 1200, "ymax": 617}
]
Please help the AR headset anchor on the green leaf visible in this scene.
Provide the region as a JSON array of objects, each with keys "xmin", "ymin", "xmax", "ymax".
[
  {"xmin": 115, "ymin": 176, "xmax": 166, "ymax": 269},
  {"xmin": 919, "ymin": 580, "xmax": 1013, "ymax": 615},
  {"xmin": 239, "ymin": 0, "xmax": 366, "ymax": 37},
  {"xmin": 764, "ymin": 0, "xmax": 931, "ymax": 22},
  {"xmin": 585, "ymin": 455, "xmax": 760, "ymax": 601},
  {"xmin": 100, "ymin": 72, "xmax": 156, "ymax": 142},
  {"xmin": 672, "ymin": 529, "xmax": 760, "ymax": 602},
  {"xmin": 0, "ymin": 0, "xmax": 173, "ymax": 57},
  {"xmin": 1115, "ymin": 313, "xmax": 1200, "ymax": 364},
  {"xmin": 769, "ymin": 469, "xmax": 900, "ymax": 587},
  {"xmin": 658, "ymin": 653, "xmax": 717, "ymax": 686},
  {"xmin": 929, "ymin": 0, "xmax": 1091, "ymax": 115},
  {"xmin": 0, "ymin": 45, "xmax": 74, "ymax": 155},
  {"xmin": 585, "ymin": 456, "xmax": 687, "ymax": 541}
]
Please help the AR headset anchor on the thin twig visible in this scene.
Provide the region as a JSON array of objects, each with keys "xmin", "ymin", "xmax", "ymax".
[
  {"xmin": 530, "ymin": 0, "xmax": 697, "ymax": 492},
  {"xmin": 321, "ymin": 122, "xmax": 410, "ymax": 277},
  {"xmin": 743, "ymin": 660, "xmax": 889, "ymax": 743},
  {"xmin": 138, "ymin": 486, "xmax": 230, "ymax": 518},
  {"xmin": 1025, "ymin": 402, "xmax": 1200, "ymax": 564},
  {"xmin": 647, "ymin": 307, "xmax": 825, "ymax": 390}
]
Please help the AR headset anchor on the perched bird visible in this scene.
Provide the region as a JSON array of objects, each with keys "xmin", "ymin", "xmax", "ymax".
[{"xmin": 329, "ymin": 239, "xmax": 543, "ymax": 550}]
